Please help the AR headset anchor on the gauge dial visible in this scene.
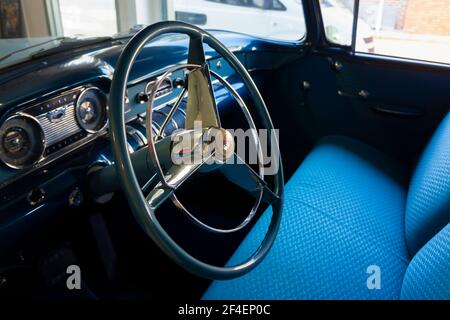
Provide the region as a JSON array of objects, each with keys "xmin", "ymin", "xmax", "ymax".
[
  {"xmin": 75, "ymin": 87, "xmax": 107, "ymax": 133},
  {"xmin": 0, "ymin": 114, "xmax": 45, "ymax": 169}
]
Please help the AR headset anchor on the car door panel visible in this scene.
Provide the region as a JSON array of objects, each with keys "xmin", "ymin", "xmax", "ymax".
[{"xmin": 267, "ymin": 48, "xmax": 450, "ymax": 168}]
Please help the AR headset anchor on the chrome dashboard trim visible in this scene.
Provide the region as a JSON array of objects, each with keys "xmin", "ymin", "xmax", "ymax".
[
  {"xmin": 0, "ymin": 129, "xmax": 108, "ymax": 190},
  {"xmin": 141, "ymin": 74, "xmax": 175, "ymax": 105},
  {"xmin": 4, "ymin": 76, "xmax": 111, "ymax": 117},
  {"xmin": 46, "ymin": 107, "xmax": 66, "ymax": 123},
  {"xmin": 0, "ymin": 85, "xmax": 110, "ymax": 171},
  {"xmin": 132, "ymin": 126, "xmax": 148, "ymax": 146},
  {"xmin": 126, "ymin": 125, "xmax": 146, "ymax": 148}
]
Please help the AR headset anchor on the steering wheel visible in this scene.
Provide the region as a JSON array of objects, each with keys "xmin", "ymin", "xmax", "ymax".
[{"xmin": 108, "ymin": 21, "xmax": 284, "ymax": 280}]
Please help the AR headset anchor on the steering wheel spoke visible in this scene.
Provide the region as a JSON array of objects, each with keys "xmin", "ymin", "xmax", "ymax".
[
  {"xmin": 146, "ymin": 130, "xmax": 217, "ymax": 209},
  {"xmin": 185, "ymin": 64, "xmax": 221, "ymax": 130},
  {"xmin": 147, "ymin": 157, "xmax": 220, "ymax": 210},
  {"xmin": 220, "ymin": 152, "xmax": 279, "ymax": 205},
  {"xmin": 185, "ymin": 33, "xmax": 221, "ymax": 130},
  {"xmin": 164, "ymin": 152, "xmax": 215, "ymax": 189},
  {"xmin": 155, "ymin": 86, "xmax": 187, "ymax": 141},
  {"xmin": 146, "ymin": 184, "xmax": 174, "ymax": 210}
]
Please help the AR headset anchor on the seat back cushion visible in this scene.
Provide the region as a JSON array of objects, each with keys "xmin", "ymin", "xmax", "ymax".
[
  {"xmin": 406, "ymin": 112, "xmax": 450, "ymax": 255},
  {"xmin": 401, "ymin": 223, "xmax": 450, "ymax": 300}
]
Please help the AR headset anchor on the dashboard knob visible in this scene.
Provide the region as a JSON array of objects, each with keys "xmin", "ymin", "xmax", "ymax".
[
  {"xmin": 173, "ymin": 78, "xmax": 185, "ymax": 88},
  {"xmin": 136, "ymin": 92, "xmax": 149, "ymax": 104},
  {"xmin": 27, "ymin": 188, "xmax": 45, "ymax": 206}
]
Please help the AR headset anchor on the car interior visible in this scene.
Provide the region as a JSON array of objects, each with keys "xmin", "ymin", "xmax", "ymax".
[{"xmin": 0, "ymin": 0, "xmax": 449, "ymax": 300}]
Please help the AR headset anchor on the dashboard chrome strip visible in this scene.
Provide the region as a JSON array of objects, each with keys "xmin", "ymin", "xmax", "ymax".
[{"xmin": 0, "ymin": 130, "xmax": 108, "ymax": 190}]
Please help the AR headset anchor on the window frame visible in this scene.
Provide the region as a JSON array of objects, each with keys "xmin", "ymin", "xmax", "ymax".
[
  {"xmin": 316, "ymin": 0, "xmax": 356, "ymax": 50},
  {"xmin": 45, "ymin": 0, "xmax": 64, "ymax": 37},
  {"xmin": 316, "ymin": 0, "xmax": 450, "ymax": 67}
]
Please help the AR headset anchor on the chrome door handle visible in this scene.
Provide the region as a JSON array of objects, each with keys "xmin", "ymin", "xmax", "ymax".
[{"xmin": 337, "ymin": 89, "xmax": 370, "ymax": 99}]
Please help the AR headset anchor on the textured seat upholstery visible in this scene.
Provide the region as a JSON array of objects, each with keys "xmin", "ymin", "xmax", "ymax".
[
  {"xmin": 401, "ymin": 224, "xmax": 450, "ymax": 299},
  {"xmin": 405, "ymin": 113, "xmax": 450, "ymax": 256},
  {"xmin": 204, "ymin": 113, "xmax": 450, "ymax": 300}
]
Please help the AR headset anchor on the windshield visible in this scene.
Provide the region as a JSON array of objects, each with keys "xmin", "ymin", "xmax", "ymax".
[{"xmin": 0, "ymin": 0, "xmax": 307, "ymax": 70}]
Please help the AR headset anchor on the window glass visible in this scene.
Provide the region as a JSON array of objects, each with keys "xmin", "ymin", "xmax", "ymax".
[
  {"xmin": 179, "ymin": 0, "xmax": 306, "ymax": 41},
  {"xmin": 59, "ymin": 0, "xmax": 118, "ymax": 37},
  {"xmin": 356, "ymin": 0, "xmax": 450, "ymax": 64},
  {"xmin": 319, "ymin": 0, "xmax": 355, "ymax": 46},
  {"xmin": 0, "ymin": 0, "xmax": 306, "ymax": 70},
  {"xmin": 2, "ymin": 0, "xmax": 305, "ymax": 41}
]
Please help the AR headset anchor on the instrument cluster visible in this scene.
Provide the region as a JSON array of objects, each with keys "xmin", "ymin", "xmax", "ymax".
[
  {"xmin": 0, "ymin": 69, "xmax": 185, "ymax": 172},
  {"xmin": 0, "ymin": 86, "xmax": 108, "ymax": 170}
]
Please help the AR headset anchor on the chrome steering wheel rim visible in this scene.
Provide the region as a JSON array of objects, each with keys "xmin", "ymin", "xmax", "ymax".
[{"xmin": 109, "ymin": 21, "xmax": 284, "ymax": 280}]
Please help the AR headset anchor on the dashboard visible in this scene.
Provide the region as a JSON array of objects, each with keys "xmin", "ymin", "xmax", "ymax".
[
  {"xmin": 0, "ymin": 71, "xmax": 185, "ymax": 171},
  {"xmin": 0, "ymin": 31, "xmax": 300, "ymax": 248}
]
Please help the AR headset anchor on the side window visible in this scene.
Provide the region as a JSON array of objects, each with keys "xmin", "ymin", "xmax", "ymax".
[
  {"xmin": 356, "ymin": 0, "xmax": 450, "ymax": 64},
  {"xmin": 319, "ymin": 0, "xmax": 355, "ymax": 46}
]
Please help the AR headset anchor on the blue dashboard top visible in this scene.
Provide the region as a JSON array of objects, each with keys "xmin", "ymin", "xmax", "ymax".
[{"xmin": 0, "ymin": 31, "xmax": 300, "ymax": 117}]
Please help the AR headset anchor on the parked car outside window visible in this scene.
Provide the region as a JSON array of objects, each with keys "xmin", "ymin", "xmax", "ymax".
[
  {"xmin": 175, "ymin": 0, "xmax": 375, "ymax": 51},
  {"xmin": 174, "ymin": 0, "xmax": 306, "ymax": 41}
]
